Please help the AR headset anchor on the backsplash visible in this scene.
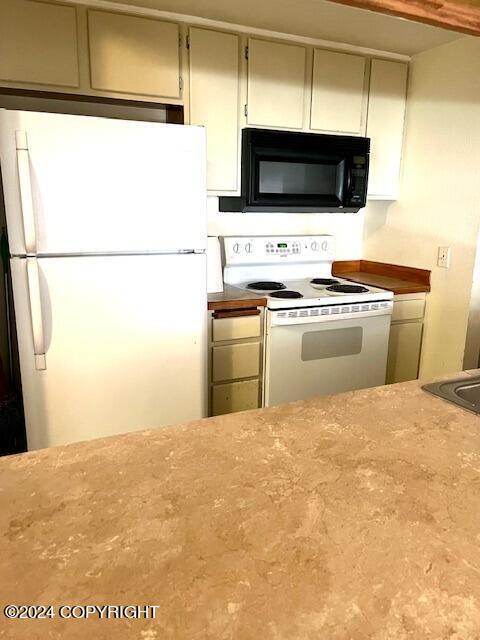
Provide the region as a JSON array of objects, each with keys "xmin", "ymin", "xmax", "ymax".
[{"xmin": 207, "ymin": 196, "xmax": 382, "ymax": 260}]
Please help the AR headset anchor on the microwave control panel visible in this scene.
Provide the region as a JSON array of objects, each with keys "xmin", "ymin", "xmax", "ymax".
[
  {"xmin": 349, "ymin": 156, "xmax": 368, "ymax": 204},
  {"xmin": 224, "ymin": 235, "xmax": 335, "ymax": 265}
]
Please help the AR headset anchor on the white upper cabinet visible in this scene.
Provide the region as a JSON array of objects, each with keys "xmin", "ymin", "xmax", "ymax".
[
  {"xmin": 310, "ymin": 49, "xmax": 366, "ymax": 135},
  {"xmin": 367, "ymin": 59, "xmax": 408, "ymax": 199},
  {"xmin": 0, "ymin": 0, "xmax": 79, "ymax": 88},
  {"xmin": 246, "ymin": 38, "xmax": 307, "ymax": 130},
  {"xmin": 189, "ymin": 28, "xmax": 239, "ymax": 192},
  {"xmin": 88, "ymin": 10, "xmax": 180, "ymax": 99}
]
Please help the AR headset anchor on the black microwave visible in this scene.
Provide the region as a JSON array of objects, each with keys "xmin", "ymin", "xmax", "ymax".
[{"xmin": 219, "ymin": 128, "xmax": 369, "ymax": 213}]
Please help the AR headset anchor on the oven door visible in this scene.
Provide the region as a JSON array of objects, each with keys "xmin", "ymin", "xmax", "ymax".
[{"xmin": 264, "ymin": 310, "xmax": 391, "ymax": 407}]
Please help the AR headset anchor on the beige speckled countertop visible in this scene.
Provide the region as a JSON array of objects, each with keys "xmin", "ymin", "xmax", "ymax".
[{"xmin": 2, "ymin": 375, "xmax": 480, "ymax": 639}]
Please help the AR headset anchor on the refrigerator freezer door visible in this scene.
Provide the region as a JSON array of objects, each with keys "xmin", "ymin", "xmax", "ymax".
[
  {"xmin": 10, "ymin": 253, "xmax": 207, "ymax": 450},
  {"xmin": 0, "ymin": 110, "xmax": 206, "ymax": 255}
]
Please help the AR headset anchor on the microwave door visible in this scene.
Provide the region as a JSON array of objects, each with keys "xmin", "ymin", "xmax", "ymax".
[{"xmin": 253, "ymin": 154, "xmax": 346, "ymax": 208}]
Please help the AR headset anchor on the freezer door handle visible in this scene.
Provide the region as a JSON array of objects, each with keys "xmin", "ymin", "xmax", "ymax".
[
  {"xmin": 26, "ymin": 258, "xmax": 46, "ymax": 370},
  {"xmin": 15, "ymin": 131, "xmax": 36, "ymax": 255}
]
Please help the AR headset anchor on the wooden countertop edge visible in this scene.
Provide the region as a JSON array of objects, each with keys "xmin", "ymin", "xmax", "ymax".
[
  {"xmin": 207, "ymin": 298, "xmax": 267, "ymax": 311},
  {"xmin": 208, "ymin": 285, "xmax": 267, "ymax": 311},
  {"xmin": 332, "ymin": 259, "xmax": 431, "ymax": 294},
  {"xmin": 342, "ymin": 279, "xmax": 430, "ymax": 295},
  {"xmin": 333, "ymin": 259, "xmax": 431, "ymax": 285}
]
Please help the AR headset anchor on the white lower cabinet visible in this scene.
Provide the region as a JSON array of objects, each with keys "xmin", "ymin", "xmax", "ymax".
[
  {"xmin": 386, "ymin": 293, "xmax": 425, "ymax": 384},
  {"xmin": 209, "ymin": 311, "xmax": 263, "ymax": 416},
  {"xmin": 387, "ymin": 322, "xmax": 423, "ymax": 383}
]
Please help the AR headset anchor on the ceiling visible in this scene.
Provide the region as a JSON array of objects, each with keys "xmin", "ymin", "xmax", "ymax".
[{"xmin": 101, "ymin": 0, "xmax": 462, "ymax": 56}]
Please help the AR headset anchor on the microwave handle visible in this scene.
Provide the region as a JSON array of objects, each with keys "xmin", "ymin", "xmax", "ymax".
[{"xmin": 345, "ymin": 165, "xmax": 352, "ymax": 196}]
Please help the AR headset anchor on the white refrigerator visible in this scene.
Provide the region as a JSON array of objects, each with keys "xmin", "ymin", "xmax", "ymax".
[{"xmin": 0, "ymin": 109, "xmax": 208, "ymax": 450}]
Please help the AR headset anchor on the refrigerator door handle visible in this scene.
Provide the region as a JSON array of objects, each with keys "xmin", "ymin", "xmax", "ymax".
[
  {"xmin": 15, "ymin": 131, "xmax": 37, "ymax": 255},
  {"xmin": 26, "ymin": 257, "xmax": 46, "ymax": 370}
]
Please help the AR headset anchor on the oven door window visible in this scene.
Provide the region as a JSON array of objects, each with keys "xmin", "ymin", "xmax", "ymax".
[
  {"xmin": 301, "ymin": 326, "xmax": 363, "ymax": 361},
  {"xmin": 252, "ymin": 152, "xmax": 347, "ymax": 207}
]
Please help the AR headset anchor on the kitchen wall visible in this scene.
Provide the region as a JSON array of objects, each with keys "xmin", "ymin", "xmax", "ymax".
[
  {"xmin": 363, "ymin": 36, "xmax": 480, "ymax": 378},
  {"xmin": 208, "ymin": 197, "xmax": 380, "ymax": 259}
]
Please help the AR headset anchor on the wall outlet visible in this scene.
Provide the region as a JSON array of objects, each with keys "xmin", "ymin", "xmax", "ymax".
[{"xmin": 437, "ymin": 246, "xmax": 451, "ymax": 269}]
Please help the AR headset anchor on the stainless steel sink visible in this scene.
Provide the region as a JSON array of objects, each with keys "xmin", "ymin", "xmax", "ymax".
[{"xmin": 423, "ymin": 375, "xmax": 480, "ymax": 414}]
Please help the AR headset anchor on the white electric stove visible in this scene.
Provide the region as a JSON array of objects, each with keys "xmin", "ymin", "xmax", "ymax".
[{"xmin": 223, "ymin": 235, "xmax": 394, "ymax": 407}]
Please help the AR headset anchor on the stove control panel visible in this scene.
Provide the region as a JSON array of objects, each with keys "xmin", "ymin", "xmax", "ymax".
[
  {"xmin": 224, "ymin": 235, "xmax": 334, "ymax": 265},
  {"xmin": 266, "ymin": 240, "xmax": 301, "ymax": 255}
]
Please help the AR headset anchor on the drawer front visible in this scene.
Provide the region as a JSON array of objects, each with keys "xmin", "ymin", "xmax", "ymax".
[
  {"xmin": 212, "ymin": 379, "xmax": 260, "ymax": 416},
  {"xmin": 212, "ymin": 342, "xmax": 260, "ymax": 382},
  {"xmin": 212, "ymin": 315, "xmax": 261, "ymax": 342},
  {"xmin": 392, "ymin": 298, "xmax": 425, "ymax": 322}
]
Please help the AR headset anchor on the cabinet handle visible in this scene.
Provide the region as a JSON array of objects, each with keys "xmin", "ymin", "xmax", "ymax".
[{"xmin": 213, "ymin": 308, "xmax": 260, "ymax": 319}]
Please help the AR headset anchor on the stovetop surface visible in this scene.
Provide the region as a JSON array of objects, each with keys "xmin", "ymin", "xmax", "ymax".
[{"xmin": 239, "ymin": 277, "xmax": 394, "ymax": 309}]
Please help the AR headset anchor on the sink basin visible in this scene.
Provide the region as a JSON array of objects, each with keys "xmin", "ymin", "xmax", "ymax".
[{"xmin": 423, "ymin": 375, "xmax": 480, "ymax": 414}]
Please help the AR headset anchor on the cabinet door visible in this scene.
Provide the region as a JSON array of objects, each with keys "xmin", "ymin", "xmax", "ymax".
[
  {"xmin": 386, "ymin": 321, "xmax": 423, "ymax": 384},
  {"xmin": 88, "ymin": 10, "xmax": 180, "ymax": 99},
  {"xmin": 310, "ymin": 49, "xmax": 366, "ymax": 134},
  {"xmin": 247, "ymin": 38, "xmax": 306, "ymax": 129},
  {"xmin": 0, "ymin": 0, "xmax": 79, "ymax": 88},
  {"xmin": 189, "ymin": 28, "xmax": 239, "ymax": 192},
  {"xmin": 367, "ymin": 59, "xmax": 408, "ymax": 199}
]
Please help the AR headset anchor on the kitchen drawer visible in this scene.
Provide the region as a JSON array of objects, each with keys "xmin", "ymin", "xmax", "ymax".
[
  {"xmin": 212, "ymin": 315, "xmax": 261, "ymax": 342},
  {"xmin": 212, "ymin": 342, "xmax": 260, "ymax": 382},
  {"xmin": 392, "ymin": 298, "xmax": 425, "ymax": 322},
  {"xmin": 212, "ymin": 379, "xmax": 260, "ymax": 416}
]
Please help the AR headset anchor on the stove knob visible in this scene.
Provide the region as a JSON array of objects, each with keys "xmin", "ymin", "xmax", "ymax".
[
  {"xmin": 233, "ymin": 242, "xmax": 240, "ymax": 253},
  {"xmin": 311, "ymin": 241, "xmax": 319, "ymax": 251},
  {"xmin": 321, "ymin": 241, "xmax": 329, "ymax": 251},
  {"xmin": 245, "ymin": 242, "xmax": 252, "ymax": 253}
]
